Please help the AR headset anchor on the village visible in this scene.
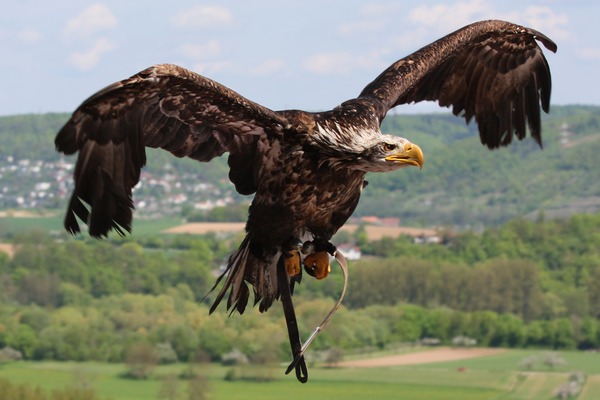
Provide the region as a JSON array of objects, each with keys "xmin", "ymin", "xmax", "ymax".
[{"xmin": 0, "ymin": 155, "xmax": 235, "ymax": 218}]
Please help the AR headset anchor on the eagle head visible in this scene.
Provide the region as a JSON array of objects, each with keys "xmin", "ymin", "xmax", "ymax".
[{"xmin": 356, "ymin": 134, "xmax": 424, "ymax": 173}]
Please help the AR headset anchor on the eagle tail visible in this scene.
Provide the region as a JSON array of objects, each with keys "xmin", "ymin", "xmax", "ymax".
[{"xmin": 208, "ymin": 236, "xmax": 281, "ymax": 315}]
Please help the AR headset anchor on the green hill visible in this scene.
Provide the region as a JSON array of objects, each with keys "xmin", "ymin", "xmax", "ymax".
[
  {"xmin": 1, "ymin": 105, "xmax": 598, "ymax": 227},
  {"xmin": 367, "ymin": 105, "xmax": 600, "ymax": 226}
]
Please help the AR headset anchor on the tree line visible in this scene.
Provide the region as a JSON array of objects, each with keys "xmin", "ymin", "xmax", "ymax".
[
  {"xmin": 1, "ymin": 292, "xmax": 597, "ymax": 366},
  {"xmin": 350, "ymin": 213, "xmax": 600, "ymax": 321},
  {"xmin": 1, "ymin": 213, "xmax": 600, "ymax": 364}
]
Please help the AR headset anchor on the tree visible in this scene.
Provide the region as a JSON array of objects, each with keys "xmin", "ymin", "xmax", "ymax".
[
  {"xmin": 124, "ymin": 342, "xmax": 157, "ymax": 379},
  {"xmin": 17, "ymin": 273, "xmax": 62, "ymax": 307},
  {"xmin": 393, "ymin": 304, "xmax": 428, "ymax": 342},
  {"xmin": 588, "ymin": 266, "xmax": 600, "ymax": 318},
  {"xmin": 157, "ymin": 375, "xmax": 181, "ymax": 400},
  {"xmin": 354, "ymin": 224, "xmax": 369, "ymax": 248},
  {"xmin": 518, "ymin": 355, "xmax": 538, "ymax": 370},
  {"xmin": 0, "ymin": 377, "xmax": 112, "ymax": 400},
  {"xmin": 187, "ymin": 374, "xmax": 210, "ymax": 400},
  {"xmin": 553, "ymin": 319, "xmax": 576, "ymax": 349},
  {"xmin": 0, "ymin": 347, "xmax": 23, "ymax": 362},
  {"xmin": 541, "ymin": 352, "xmax": 568, "ymax": 370},
  {"xmin": 467, "ymin": 311, "xmax": 498, "ymax": 346},
  {"xmin": 489, "ymin": 314, "xmax": 525, "ymax": 347},
  {"xmin": 197, "ymin": 314, "xmax": 235, "ymax": 360},
  {"xmin": 554, "ymin": 382, "xmax": 580, "ymax": 400},
  {"xmin": 166, "ymin": 326, "xmax": 200, "ymax": 361},
  {"xmin": 6, "ymin": 324, "xmax": 37, "ymax": 359},
  {"xmin": 155, "ymin": 342, "xmax": 179, "ymax": 364},
  {"xmin": 576, "ymin": 316, "xmax": 598, "ymax": 349},
  {"xmin": 325, "ymin": 347, "xmax": 345, "ymax": 367},
  {"xmin": 525, "ymin": 320, "xmax": 546, "ymax": 347},
  {"xmin": 451, "ymin": 335, "xmax": 477, "ymax": 347}
]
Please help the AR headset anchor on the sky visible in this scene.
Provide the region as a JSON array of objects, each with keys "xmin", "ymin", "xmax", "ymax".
[{"xmin": 1, "ymin": 0, "xmax": 598, "ymax": 116}]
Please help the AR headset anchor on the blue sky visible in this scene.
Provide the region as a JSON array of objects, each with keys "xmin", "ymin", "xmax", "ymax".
[{"xmin": 1, "ymin": 0, "xmax": 597, "ymax": 116}]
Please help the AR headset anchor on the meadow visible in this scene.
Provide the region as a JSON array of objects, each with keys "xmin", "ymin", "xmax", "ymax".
[
  {"xmin": 1, "ymin": 349, "xmax": 599, "ymax": 400},
  {"xmin": 0, "ymin": 214, "xmax": 432, "ymax": 242},
  {"xmin": 0, "ymin": 214, "xmax": 185, "ymax": 237}
]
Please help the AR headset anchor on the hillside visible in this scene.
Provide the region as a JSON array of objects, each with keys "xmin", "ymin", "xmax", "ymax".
[
  {"xmin": 0, "ymin": 105, "xmax": 598, "ymax": 227},
  {"xmin": 366, "ymin": 105, "xmax": 600, "ymax": 226}
]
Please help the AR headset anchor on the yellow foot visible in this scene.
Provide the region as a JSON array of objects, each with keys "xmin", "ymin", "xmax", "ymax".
[
  {"xmin": 304, "ymin": 251, "xmax": 331, "ymax": 280},
  {"xmin": 285, "ymin": 249, "xmax": 301, "ymax": 277}
]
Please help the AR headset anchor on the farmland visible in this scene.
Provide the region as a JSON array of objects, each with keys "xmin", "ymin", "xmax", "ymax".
[
  {"xmin": 162, "ymin": 221, "xmax": 437, "ymax": 241},
  {"xmin": 0, "ymin": 215, "xmax": 437, "ymax": 243},
  {"xmin": 1, "ymin": 348, "xmax": 598, "ymax": 400}
]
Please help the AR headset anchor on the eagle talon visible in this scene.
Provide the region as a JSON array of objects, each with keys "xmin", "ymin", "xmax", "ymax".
[
  {"xmin": 304, "ymin": 251, "xmax": 331, "ymax": 280},
  {"xmin": 285, "ymin": 249, "xmax": 301, "ymax": 277}
]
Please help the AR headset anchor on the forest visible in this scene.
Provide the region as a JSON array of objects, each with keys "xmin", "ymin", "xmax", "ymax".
[{"xmin": 1, "ymin": 212, "xmax": 600, "ymax": 367}]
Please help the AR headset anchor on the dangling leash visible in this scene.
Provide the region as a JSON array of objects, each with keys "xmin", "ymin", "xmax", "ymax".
[
  {"xmin": 277, "ymin": 253, "xmax": 308, "ymax": 382},
  {"xmin": 279, "ymin": 248, "xmax": 349, "ymax": 382}
]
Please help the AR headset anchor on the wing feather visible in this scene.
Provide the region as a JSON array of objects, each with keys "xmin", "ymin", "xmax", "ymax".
[
  {"xmin": 55, "ymin": 64, "xmax": 288, "ymax": 237},
  {"xmin": 358, "ymin": 20, "xmax": 556, "ymax": 149}
]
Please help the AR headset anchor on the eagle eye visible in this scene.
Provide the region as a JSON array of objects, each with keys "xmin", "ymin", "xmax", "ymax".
[{"xmin": 383, "ymin": 143, "xmax": 397, "ymax": 152}]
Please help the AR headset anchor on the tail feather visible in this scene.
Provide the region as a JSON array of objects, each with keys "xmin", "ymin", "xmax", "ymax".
[
  {"xmin": 208, "ymin": 238, "xmax": 249, "ymax": 314},
  {"xmin": 256, "ymin": 259, "xmax": 279, "ymax": 312},
  {"xmin": 208, "ymin": 236, "xmax": 281, "ymax": 315},
  {"xmin": 225, "ymin": 239, "xmax": 251, "ymax": 311}
]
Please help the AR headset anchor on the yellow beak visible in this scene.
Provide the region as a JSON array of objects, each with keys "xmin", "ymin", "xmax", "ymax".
[{"xmin": 385, "ymin": 142, "xmax": 424, "ymax": 169}]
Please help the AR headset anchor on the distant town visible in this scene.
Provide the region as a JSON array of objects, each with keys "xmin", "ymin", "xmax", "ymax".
[{"xmin": 0, "ymin": 155, "xmax": 237, "ymax": 218}]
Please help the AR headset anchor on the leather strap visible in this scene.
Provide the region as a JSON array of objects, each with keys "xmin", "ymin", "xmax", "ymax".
[
  {"xmin": 277, "ymin": 253, "xmax": 309, "ymax": 383},
  {"xmin": 285, "ymin": 249, "xmax": 348, "ymax": 376}
]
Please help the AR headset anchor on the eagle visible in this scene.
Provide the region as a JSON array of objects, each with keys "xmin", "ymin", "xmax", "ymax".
[{"xmin": 56, "ymin": 20, "xmax": 555, "ymax": 381}]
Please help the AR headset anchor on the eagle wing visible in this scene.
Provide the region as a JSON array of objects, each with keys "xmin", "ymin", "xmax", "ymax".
[
  {"xmin": 358, "ymin": 20, "xmax": 557, "ymax": 148},
  {"xmin": 55, "ymin": 64, "xmax": 288, "ymax": 237}
]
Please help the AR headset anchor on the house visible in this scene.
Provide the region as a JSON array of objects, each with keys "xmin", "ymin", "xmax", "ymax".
[{"xmin": 336, "ymin": 243, "xmax": 362, "ymax": 260}]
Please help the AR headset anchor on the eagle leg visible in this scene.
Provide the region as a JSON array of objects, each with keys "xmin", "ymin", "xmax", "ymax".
[
  {"xmin": 302, "ymin": 239, "xmax": 336, "ymax": 280},
  {"xmin": 304, "ymin": 252, "xmax": 330, "ymax": 279},
  {"xmin": 284, "ymin": 248, "xmax": 302, "ymax": 277}
]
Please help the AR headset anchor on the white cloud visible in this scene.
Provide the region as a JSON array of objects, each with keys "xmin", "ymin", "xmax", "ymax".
[
  {"xmin": 171, "ymin": 5, "xmax": 233, "ymax": 29},
  {"xmin": 249, "ymin": 59, "xmax": 286, "ymax": 76},
  {"xmin": 408, "ymin": 0, "xmax": 492, "ymax": 33},
  {"xmin": 303, "ymin": 51, "xmax": 385, "ymax": 75},
  {"xmin": 67, "ymin": 38, "xmax": 115, "ymax": 70},
  {"xmin": 304, "ymin": 52, "xmax": 353, "ymax": 75},
  {"xmin": 360, "ymin": 3, "xmax": 403, "ymax": 16},
  {"xmin": 520, "ymin": 6, "xmax": 569, "ymax": 41},
  {"xmin": 395, "ymin": 1, "xmax": 569, "ymax": 53},
  {"xmin": 338, "ymin": 20, "xmax": 385, "ymax": 36},
  {"xmin": 18, "ymin": 29, "xmax": 42, "ymax": 44},
  {"xmin": 178, "ymin": 40, "xmax": 221, "ymax": 59},
  {"xmin": 406, "ymin": 1, "xmax": 568, "ymax": 40},
  {"xmin": 63, "ymin": 3, "xmax": 117, "ymax": 38},
  {"xmin": 580, "ymin": 47, "xmax": 600, "ymax": 60},
  {"xmin": 193, "ymin": 61, "xmax": 233, "ymax": 75}
]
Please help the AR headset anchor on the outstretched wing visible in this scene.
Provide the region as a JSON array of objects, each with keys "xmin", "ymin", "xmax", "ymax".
[
  {"xmin": 359, "ymin": 20, "xmax": 557, "ymax": 148},
  {"xmin": 55, "ymin": 64, "xmax": 288, "ymax": 237}
]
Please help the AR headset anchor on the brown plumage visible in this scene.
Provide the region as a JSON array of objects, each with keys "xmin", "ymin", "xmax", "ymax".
[{"xmin": 55, "ymin": 20, "xmax": 556, "ymax": 316}]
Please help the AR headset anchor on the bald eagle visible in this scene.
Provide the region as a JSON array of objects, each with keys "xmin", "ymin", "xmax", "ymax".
[{"xmin": 56, "ymin": 20, "xmax": 555, "ymax": 381}]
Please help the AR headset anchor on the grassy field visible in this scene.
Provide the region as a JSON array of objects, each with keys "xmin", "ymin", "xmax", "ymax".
[
  {"xmin": 0, "ymin": 214, "xmax": 64, "ymax": 235},
  {"xmin": 1, "ymin": 349, "xmax": 598, "ymax": 400},
  {"xmin": 0, "ymin": 214, "xmax": 183, "ymax": 237},
  {"xmin": 0, "ymin": 213, "xmax": 434, "ymax": 241}
]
